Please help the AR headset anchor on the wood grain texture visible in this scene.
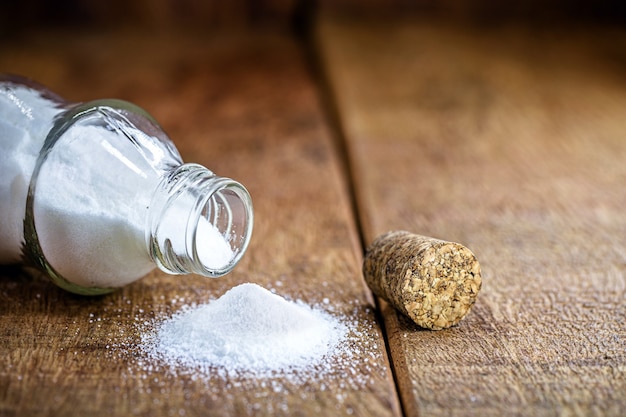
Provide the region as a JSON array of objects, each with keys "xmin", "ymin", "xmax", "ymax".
[
  {"xmin": 0, "ymin": 30, "xmax": 401, "ymax": 416},
  {"xmin": 316, "ymin": 15, "xmax": 626, "ymax": 416}
]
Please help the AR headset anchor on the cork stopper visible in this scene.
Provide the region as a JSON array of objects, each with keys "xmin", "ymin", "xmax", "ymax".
[{"xmin": 363, "ymin": 231, "xmax": 482, "ymax": 330}]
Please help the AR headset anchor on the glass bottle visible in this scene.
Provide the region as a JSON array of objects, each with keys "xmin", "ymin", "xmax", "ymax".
[{"xmin": 0, "ymin": 74, "xmax": 253, "ymax": 295}]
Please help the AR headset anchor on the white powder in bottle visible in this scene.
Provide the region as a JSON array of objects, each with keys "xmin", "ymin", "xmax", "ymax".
[
  {"xmin": 33, "ymin": 123, "xmax": 234, "ymax": 287},
  {"xmin": 195, "ymin": 217, "xmax": 235, "ymax": 269},
  {"xmin": 144, "ymin": 283, "xmax": 347, "ymax": 378},
  {"xmin": 0, "ymin": 83, "xmax": 62, "ymax": 263},
  {"xmin": 154, "ymin": 181, "xmax": 235, "ymax": 273},
  {"xmin": 32, "ymin": 125, "xmax": 157, "ymax": 287},
  {"xmin": 1, "ymin": 81, "xmax": 235, "ymax": 288}
]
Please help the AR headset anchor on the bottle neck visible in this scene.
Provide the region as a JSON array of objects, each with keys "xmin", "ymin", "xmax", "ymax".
[{"xmin": 147, "ymin": 163, "xmax": 253, "ymax": 277}]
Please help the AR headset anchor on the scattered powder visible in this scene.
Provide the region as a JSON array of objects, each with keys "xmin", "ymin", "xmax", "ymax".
[
  {"xmin": 141, "ymin": 283, "xmax": 350, "ymax": 380},
  {"xmin": 58, "ymin": 282, "xmax": 386, "ymax": 408}
]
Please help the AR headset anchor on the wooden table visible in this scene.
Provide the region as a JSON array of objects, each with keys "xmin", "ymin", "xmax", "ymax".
[{"xmin": 1, "ymin": 12, "xmax": 626, "ymax": 416}]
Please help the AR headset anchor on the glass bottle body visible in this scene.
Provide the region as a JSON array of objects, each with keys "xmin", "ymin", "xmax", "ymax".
[{"xmin": 0, "ymin": 75, "xmax": 253, "ymax": 295}]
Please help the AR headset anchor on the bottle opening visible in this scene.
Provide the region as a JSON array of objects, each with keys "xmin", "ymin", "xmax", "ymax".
[
  {"xmin": 192, "ymin": 183, "xmax": 253, "ymax": 274},
  {"xmin": 149, "ymin": 164, "xmax": 253, "ymax": 277}
]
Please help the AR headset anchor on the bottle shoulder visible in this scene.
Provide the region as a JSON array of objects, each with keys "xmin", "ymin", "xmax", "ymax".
[{"xmin": 0, "ymin": 78, "xmax": 65, "ymax": 141}]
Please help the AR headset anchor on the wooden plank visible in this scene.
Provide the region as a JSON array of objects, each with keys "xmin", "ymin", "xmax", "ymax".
[
  {"xmin": 316, "ymin": 15, "xmax": 626, "ymax": 416},
  {"xmin": 0, "ymin": 30, "xmax": 401, "ymax": 416}
]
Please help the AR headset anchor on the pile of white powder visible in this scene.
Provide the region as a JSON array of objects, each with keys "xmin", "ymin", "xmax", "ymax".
[{"xmin": 141, "ymin": 283, "xmax": 348, "ymax": 379}]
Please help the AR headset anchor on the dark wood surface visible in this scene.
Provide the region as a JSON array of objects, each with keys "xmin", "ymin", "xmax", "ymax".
[
  {"xmin": 316, "ymin": 14, "xmax": 626, "ymax": 417},
  {"xmin": 0, "ymin": 30, "xmax": 400, "ymax": 416},
  {"xmin": 2, "ymin": 10, "xmax": 626, "ymax": 417}
]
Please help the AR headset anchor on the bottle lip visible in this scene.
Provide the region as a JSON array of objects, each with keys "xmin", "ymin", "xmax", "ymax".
[
  {"xmin": 148, "ymin": 163, "xmax": 254, "ymax": 278},
  {"xmin": 190, "ymin": 171, "xmax": 254, "ymax": 276}
]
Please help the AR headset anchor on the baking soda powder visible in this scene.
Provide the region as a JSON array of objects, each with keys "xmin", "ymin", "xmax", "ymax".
[
  {"xmin": 0, "ymin": 82, "xmax": 62, "ymax": 264},
  {"xmin": 142, "ymin": 283, "xmax": 349, "ymax": 379},
  {"xmin": 1, "ymin": 80, "xmax": 236, "ymax": 289}
]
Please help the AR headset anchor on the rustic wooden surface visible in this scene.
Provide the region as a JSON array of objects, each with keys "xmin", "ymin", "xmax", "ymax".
[
  {"xmin": 316, "ymin": 15, "xmax": 626, "ymax": 416},
  {"xmin": 3, "ymin": 11, "xmax": 626, "ymax": 417},
  {"xmin": 0, "ymin": 30, "xmax": 401, "ymax": 416}
]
